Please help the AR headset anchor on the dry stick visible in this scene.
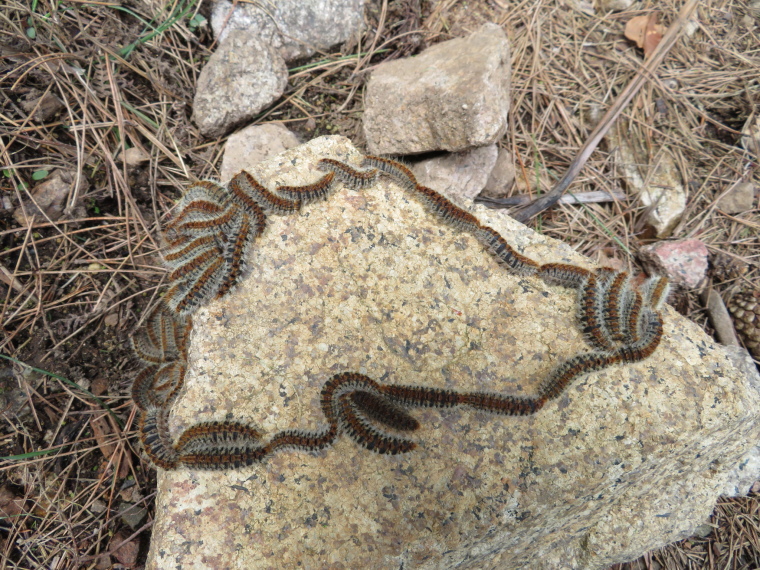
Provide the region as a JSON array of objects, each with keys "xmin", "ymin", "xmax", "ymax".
[
  {"xmin": 354, "ymin": 0, "xmax": 388, "ymax": 74},
  {"xmin": 0, "ymin": 262, "xmax": 37, "ymax": 302},
  {"xmin": 477, "ymin": 190, "xmax": 626, "ymax": 208},
  {"xmin": 700, "ymin": 287, "xmax": 740, "ymax": 347},
  {"xmin": 512, "ymin": 0, "xmax": 700, "ymax": 223}
]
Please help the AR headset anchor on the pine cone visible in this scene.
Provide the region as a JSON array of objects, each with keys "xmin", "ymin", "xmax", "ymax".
[
  {"xmin": 710, "ymin": 253, "xmax": 748, "ymax": 283},
  {"xmin": 727, "ymin": 289, "xmax": 760, "ymax": 360}
]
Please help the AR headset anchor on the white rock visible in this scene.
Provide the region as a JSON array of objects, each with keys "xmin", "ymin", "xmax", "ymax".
[
  {"xmin": 363, "ymin": 24, "xmax": 511, "ymax": 155},
  {"xmin": 717, "ymin": 181, "xmax": 756, "ymax": 214},
  {"xmin": 481, "ymin": 147, "xmax": 516, "ymax": 198},
  {"xmin": 595, "ymin": 0, "xmax": 634, "ymax": 11},
  {"xmin": 220, "ymin": 123, "xmax": 301, "ymax": 182},
  {"xmin": 123, "ymin": 147, "xmax": 150, "ymax": 168},
  {"xmin": 211, "ymin": 0, "xmax": 366, "ymax": 62},
  {"xmin": 609, "ymin": 130, "xmax": 687, "ymax": 238},
  {"xmin": 741, "ymin": 114, "xmax": 760, "ymax": 157}
]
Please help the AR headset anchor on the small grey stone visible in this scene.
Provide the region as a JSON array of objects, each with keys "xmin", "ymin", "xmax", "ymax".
[
  {"xmin": 220, "ymin": 124, "xmax": 301, "ymax": 182},
  {"xmin": 89, "ymin": 499, "xmax": 107, "ymax": 514},
  {"xmin": 481, "ymin": 148, "xmax": 516, "ymax": 198},
  {"xmin": 192, "ymin": 31, "xmax": 288, "ymax": 138},
  {"xmin": 123, "ymin": 147, "xmax": 151, "ymax": 168},
  {"xmin": 717, "ymin": 182, "xmax": 756, "ymax": 214},
  {"xmin": 119, "ymin": 502, "xmax": 147, "ymax": 530},
  {"xmin": 363, "ymin": 23, "xmax": 511, "ymax": 155},
  {"xmin": 411, "ymin": 145, "xmax": 498, "ymax": 200},
  {"xmin": 13, "ymin": 169, "xmax": 87, "ymax": 227},
  {"xmin": 211, "ymin": 0, "xmax": 366, "ymax": 62}
]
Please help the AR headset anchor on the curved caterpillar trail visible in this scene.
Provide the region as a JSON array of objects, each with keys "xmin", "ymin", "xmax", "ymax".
[{"xmin": 130, "ymin": 155, "xmax": 669, "ymax": 470}]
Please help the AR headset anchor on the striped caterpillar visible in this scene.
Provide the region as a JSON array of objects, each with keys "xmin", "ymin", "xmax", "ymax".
[{"xmin": 130, "ymin": 154, "xmax": 669, "ymax": 470}]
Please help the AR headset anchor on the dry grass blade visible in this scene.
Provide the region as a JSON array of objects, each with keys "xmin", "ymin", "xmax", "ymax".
[
  {"xmin": 0, "ymin": 0, "xmax": 210, "ymax": 565},
  {"xmin": 513, "ymin": 0, "xmax": 700, "ymax": 223}
]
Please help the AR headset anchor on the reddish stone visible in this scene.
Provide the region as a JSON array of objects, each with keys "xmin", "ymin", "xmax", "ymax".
[{"xmin": 640, "ymin": 239, "xmax": 709, "ymax": 289}]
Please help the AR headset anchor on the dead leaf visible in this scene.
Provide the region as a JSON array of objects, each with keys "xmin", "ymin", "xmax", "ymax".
[
  {"xmin": 597, "ymin": 248, "xmax": 626, "ymax": 272},
  {"xmin": 643, "ymin": 12, "xmax": 665, "ymax": 57},
  {"xmin": 625, "ymin": 13, "xmax": 666, "ymax": 57},
  {"xmin": 91, "ymin": 376, "xmax": 109, "ymax": 397},
  {"xmin": 90, "ymin": 413, "xmax": 116, "ymax": 460},
  {"xmin": 624, "ymin": 15, "xmax": 649, "ymax": 48},
  {"xmin": 0, "ymin": 485, "xmax": 26, "ymax": 518}
]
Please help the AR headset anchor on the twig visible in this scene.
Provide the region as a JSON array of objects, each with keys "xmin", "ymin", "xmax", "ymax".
[
  {"xmin": 476, "ymin": 189, "xmax": 626, "ymax": 208},
  {"xmin": 512, "ymin": 0, "xmax": 700, "ymax": 223},
  {"xmin": 0, "ymin": 354, "xmax": 124, "ymax": 429},
  {"xmin": 700, "ymin": 287, "xmax": 740, "ymax": 347},
  {"xmin": 0, "ymin": 262, "xmax": 38, "ymax": 303}
]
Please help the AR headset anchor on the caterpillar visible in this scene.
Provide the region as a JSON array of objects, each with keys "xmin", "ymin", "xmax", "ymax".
[{"xmin": 130, "ymin": 154, "xmax": 669, "ymax": 470}]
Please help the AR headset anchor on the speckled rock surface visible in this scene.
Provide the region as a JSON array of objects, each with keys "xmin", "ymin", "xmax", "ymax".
[
  {"xmin": 640, "ymin": 239, "xmax": 709, "ymax": 289},
  {"xmin": 211, "ymin": 0, "xmax": 366, "ymax": 62},
  {"xmin": 363, "ymin": 24, "xmax": 511, "ymax": 155},
  {"xmin": 147, "ymin": 137, "xmax": 760, "ymax": 569}
]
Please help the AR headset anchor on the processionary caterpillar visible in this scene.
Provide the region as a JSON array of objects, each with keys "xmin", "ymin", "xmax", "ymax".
[{"xmin": 130, "ymin": 154, "xmax": 669, "ymax": 470}]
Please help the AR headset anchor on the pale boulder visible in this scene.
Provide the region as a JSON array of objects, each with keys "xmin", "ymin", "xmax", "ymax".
[
  {"xmin": 363, "ymin": 24, "xmax": 511, "ymax": 155},
  {"xmin": 220, "ymin": 123, "xmax": 300, "ymax": 182},
  {"xmin": 211, "ymin": 0, "xmax": 366, "ymax": 62},
  {"xmin": 411, "ymin": 145, "xmax": 499, "ymax": 200},
  {"xmin": 148, "ymin": 136, "xmax": 760, "ymax": 570}
]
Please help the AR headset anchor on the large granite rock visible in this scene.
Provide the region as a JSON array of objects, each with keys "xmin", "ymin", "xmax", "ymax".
[
  {"xmin": 363, "ymin": 24, "xmax": 511, "ymax": 155},
  {"xmin": 147, "ymin": 136, "xmax": 760, "ymax": 569}
]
